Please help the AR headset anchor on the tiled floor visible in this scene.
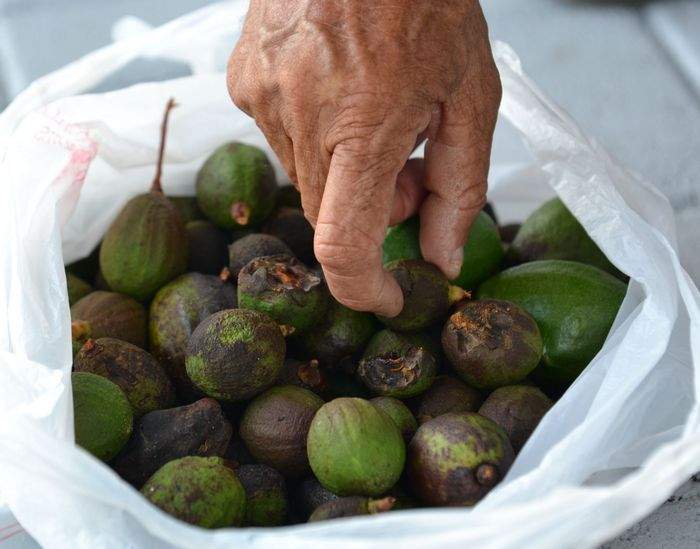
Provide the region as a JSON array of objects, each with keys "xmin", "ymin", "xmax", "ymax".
[{"xmin": 1, "ymin": 0, "xmax": 699, "ymax": 547}]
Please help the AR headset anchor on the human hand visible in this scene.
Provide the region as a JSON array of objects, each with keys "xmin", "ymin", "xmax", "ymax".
[{"xmin": 228, "ymin": 0, "xmax": 501, "ymax": 316}]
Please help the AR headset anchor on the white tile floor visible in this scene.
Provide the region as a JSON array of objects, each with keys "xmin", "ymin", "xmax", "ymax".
[{"xmin": 0, "ymin": 0, "xmax": 699, "ymax": 547}]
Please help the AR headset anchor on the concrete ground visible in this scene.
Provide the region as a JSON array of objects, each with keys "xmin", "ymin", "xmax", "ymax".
[{"xmin": 1, "ymin": 0, "xmax": 699, "ymax": 547}]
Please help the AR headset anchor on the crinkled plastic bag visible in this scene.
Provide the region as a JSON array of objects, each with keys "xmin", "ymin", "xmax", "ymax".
[{"xmin": 1, "ymin": 2, "xmax": 699, "ymax": 548}]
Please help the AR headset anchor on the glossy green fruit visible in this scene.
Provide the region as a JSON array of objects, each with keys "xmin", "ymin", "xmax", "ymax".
[
  {"xmin": 71, "ymin": 291, "xmax": 147, "ymax": 349},
  {"xmin": 297, "ymin": 300, "xmax": 377, "ymax": 368},
  {"xmin": 477, "ymin": 260, "xmax": 626, "ymax": 388},
  {"xmin": 72, "ymin": 372, "xmax": 133, "ymax": 461},
  {"xmin": 377, "ymin": 260, "xmax": 466, "ymax": 332},
  {"xmin": 196, "ymin": 142, "xmax": 278, "ymax": 229},
  {"xmin": 236, "ymin": 464, "xmax": 288, "ymax": 526},
  {"xmin": 383, "ymin": 212, "xmax": 503, "ymax": 290},
  {"xmin": 149, "ymin": 273, "xmax": 237, "ymax": 399},
  {"xmin": 237, "ymin": 254, "xmax": 328, "ymax": 334},
  {"xmin": 307, "ymin": 398, "xmax": 405, "ymax": 496},
  {"xmin": 74, "ymin": 337, "xmax": 175, "ymax": 418},
  {"xmin": 508, "ymin": 198, "xmax": 622, "ymax": 277},
  {"xmin": 407, "ymin": 412, "xmax": 514, "ymax": 506},
  {"xmin": 358, "ymin": 329, "xmax": 437, "ymax": 398},
  {"xmin": 370, "ymin": 397, "xmax": 418, "ymax": 443},
  {"xmin": 66, "ymin": 273, "xmax": 93, "ymax": 306},
  {"xmin": 240, "ymin": 385, "xmax": 324, "ymax": 477},
  {"xmin": 442, "ymin": 299, "xmax": 543, "ymax": 389},
  {"xmin": 308, "ymin": 496, "xmax": 395, "ymax": 523},
  {"xmin": 141, "ymin": 456, "xmax": 246, "ymax": 528},
  {"xmin": 479, "ymin": 385, "xmax": 553, "ymax": 452},
  {"xmin": 185, "ymin": 309, "xmax": 285, "ymax": 402}
]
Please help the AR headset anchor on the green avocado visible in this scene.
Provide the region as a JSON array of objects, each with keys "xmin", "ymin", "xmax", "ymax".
[
  {"xmin": 100, "ymin": 191, "xmax": 188, "ymax": 301},
  {"xmin": 149, "ymin": 273, "xmax": 237, "ymax": 400},
  {"xmin": 508, "ymin": 198, "xmax": 622, "ymax": 277},
  {"xmin": 141, "ymin": 456, "xmax": 246, "ymax": 528},
  {"xmin": 307, "ymin": 398, "xmax": 405, "ymax": 496},
  {"xmin": 72, "ymin": 372, "xmax": 133, "ymax": 462},
  {"xmin": 476, "ymin": 260, "xmax": 626, "ymax": 389},
  {"xmin": 196, "ymin": 142, "xmax": 278, "ymax": 229},
  {"xmin": 383, "ymin": 212, "xmax": 503, "ymax": 290},
  {"xmin": 99, "ymin": 101, "xmax": 188, "ymax": 301}
]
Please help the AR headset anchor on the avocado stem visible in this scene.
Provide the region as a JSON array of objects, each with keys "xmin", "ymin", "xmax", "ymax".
[
  {"xmin": 475, "ymin": 463, "xmax": 500, "ymax": 487},
  {"xmin": 298, "ymin": 359, "xmax": 324, "ymax": 389},
  {"xmin": 448, "ymin": 285, "xmax": 470, "ymax": 305},
  {"xmin": 219, "ymin": 267, "xmax": 232, "ymax": 283},
  {"xmin": 367, "ymin": 496, "xmax": 396, "ymax": 514},
  {"xmin": 71, "ymin": 320, "xmax": 91, "ymax": 339},
  {"xmin": 151, "ymin": 98, "xmax": 178, "ymax": 194},
  {"xmin": 230, "ymin": 201, "xmax": 251, "ymax": 226},
  {"xmin": 279, "ymin": 324, "xmax": 296, "ymax": 337}
]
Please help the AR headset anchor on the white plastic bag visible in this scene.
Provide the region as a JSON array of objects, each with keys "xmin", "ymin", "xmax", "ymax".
[{"xmin": 1, "ymin": 2, "xmax": 699, "ymax": 548}]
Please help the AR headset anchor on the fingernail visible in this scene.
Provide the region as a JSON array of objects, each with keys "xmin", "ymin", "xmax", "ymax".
[{"xmin": 448, "ymin": 248, "xmax": 464, "ymax": 279}]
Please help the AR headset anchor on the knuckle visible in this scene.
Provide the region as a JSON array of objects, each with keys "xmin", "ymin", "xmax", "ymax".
[
  {"xmin": 334, "ymin": 139, "xmax": 402, "ymax": 179},
  {"xmin": 314, "ymin": 240, "xmax": 363, "ymax": 276},
  {"xmin": 228, "ymin": 73, "xmax": 278, "ymax": 116},
  {"xmin": 228, "ymin": 77, "xmax": 253, "ymax": 113},
  {"xmin": 454, "ymin": 188, "xmax": 487, "ymax": 212},
  {"xmin": 314, "ymin": 221, "xmax": 379, "ymax": 276},
  {"xmin": 485, "ymin": 66, "xmax": 503, "ymax": 112}
]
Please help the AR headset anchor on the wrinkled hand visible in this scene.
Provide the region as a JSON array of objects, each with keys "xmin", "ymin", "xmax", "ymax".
[{"xmin": 228, "ymin": 0, "xmax": 501, "ymax": 316}]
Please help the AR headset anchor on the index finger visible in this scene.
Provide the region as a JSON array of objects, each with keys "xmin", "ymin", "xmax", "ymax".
[{"xmin": 314, "ymin": 138, "xmax": 414, "ymax": 317}]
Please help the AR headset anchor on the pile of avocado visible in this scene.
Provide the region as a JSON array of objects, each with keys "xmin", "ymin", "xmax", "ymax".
[{"xmin": 65, "ymin": 100, "xmax": 627, "ymax": 528}]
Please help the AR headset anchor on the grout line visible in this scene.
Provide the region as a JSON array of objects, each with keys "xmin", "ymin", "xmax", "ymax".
[{"xmin": 640, "ymin": 4, "xmax": 700, "ymax": 104}]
